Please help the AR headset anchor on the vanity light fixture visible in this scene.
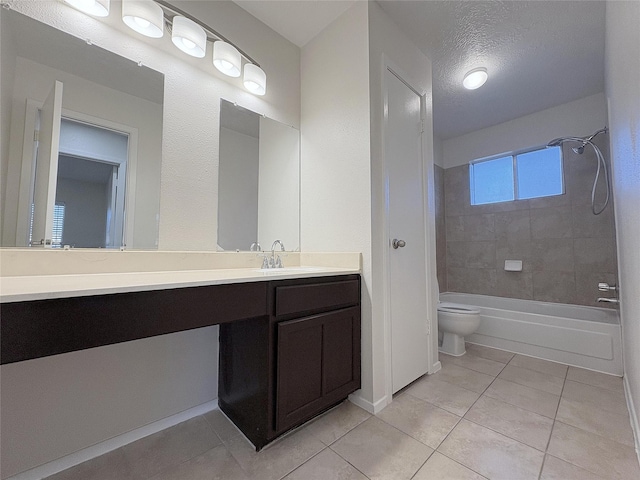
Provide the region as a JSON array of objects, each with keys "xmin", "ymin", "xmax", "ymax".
[
  {"xmin": 213, "ymin": 41, "xmax": 242, "ymax": 77},
  {"xmin": 122, "ymin": 0, "xmax": 164, "ymax": 38},
  {"xmin": 171, "ymin": 16, "xmax": 206, "ymax": 58},
  {"xmin": 243, "ymin": 64, "xmax": 267, "ymax": 96},
  {"xmin": 463, "ymin": 67, "xmax": 488, "ymax": 90},
  {"xmin": 62, "ymin": 0, "xmax": 267, "ymax": 96},
  {"xmin": 63, "ymin": 0, "xmax": 110, "ymax": 17}
]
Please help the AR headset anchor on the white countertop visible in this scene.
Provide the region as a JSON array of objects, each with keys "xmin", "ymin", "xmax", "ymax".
[{"xmin": 0, "ymin": 267, "xmax": 360, "ymax": 303}]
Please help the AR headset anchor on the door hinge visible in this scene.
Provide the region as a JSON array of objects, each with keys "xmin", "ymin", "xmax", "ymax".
[
  {"xmin": 420, "ymin": 119, "xmax": 425, "ymax": 134},
  {"xmin": 34, "ymin": 129, "xmax": 40, "ymax": 142}
]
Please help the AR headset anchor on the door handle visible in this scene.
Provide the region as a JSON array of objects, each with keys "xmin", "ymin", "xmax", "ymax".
[{"xmin": 392, "ymin": 239, "xmax": 406, "ymax": 249}]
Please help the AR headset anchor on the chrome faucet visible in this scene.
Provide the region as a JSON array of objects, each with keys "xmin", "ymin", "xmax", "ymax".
[
  {"xmin": 597, "ymin": 282, "xmax": 619, "ymax": 304},
  {"xmin": 270, "ymin": 240, "xmax": 285, "ymax": 268},
  {"xmin": 250, "ymin": 242, "xmax": 262, "ymax": 252},
  {"xmin": 271, "ymin": 240, "xmax": 285, "ymax": 252}
]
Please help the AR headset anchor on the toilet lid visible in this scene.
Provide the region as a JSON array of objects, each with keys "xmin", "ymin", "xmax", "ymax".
[{"xmin": 438, "ymin": 302, "xmax": 480, "ymax": 315}]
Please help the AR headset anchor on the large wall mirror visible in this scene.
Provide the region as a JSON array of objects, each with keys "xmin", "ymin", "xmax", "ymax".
[
  {"xmin": 218, "ymin": 100, "xmax": 300, "ymax": 252},
  {"xmin": 1, "ymin": 10, "xmax": 163, "ymax": 249}
]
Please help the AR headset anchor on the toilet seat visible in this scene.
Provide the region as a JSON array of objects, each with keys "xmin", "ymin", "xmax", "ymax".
[{"xmin": 437, "ymin": 302, "xmax": 480, "ymax": 315}]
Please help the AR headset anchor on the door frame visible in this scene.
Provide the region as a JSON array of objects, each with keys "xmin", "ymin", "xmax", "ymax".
[
  {"xmin": 381, "ymin": 55, "xmax": 438, "ymax": 405},
  {"xmin": 17, "ymin": 99, "xmax": 139, "ymax": 248}
]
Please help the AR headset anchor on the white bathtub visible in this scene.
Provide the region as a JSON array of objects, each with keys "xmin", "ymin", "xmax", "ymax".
[{"xmin": 440, "ymin": 292, "xmax": 623, "ymax": 375}]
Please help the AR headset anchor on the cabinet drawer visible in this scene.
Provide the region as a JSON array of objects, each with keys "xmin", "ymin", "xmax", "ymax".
[{"xmin": 274, "ymin": 279, "xmax": 359, "ymax": 317}]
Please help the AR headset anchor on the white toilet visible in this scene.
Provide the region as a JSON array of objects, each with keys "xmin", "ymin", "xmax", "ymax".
[{"xmin": 437, "ymin": 303, "xmax": 481, "ymax": 356}]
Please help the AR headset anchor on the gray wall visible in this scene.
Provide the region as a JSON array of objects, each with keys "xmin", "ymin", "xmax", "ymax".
[
  {"xmin": 440, "ymin": 137, "xmax": 618, "ymax": 307},
  {"xmin": 56, "ymin": 177, "xmax": 108, "ymax": 248}
]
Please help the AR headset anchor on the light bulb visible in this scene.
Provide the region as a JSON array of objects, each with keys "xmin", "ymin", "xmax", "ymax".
[
  {"xmin": 218, "ymin": 60, "xmax": 233, "ymax": 72},
  {"xmin": 182, "ymin": 37, "xmax": 196, "ymax": 50},
  {"xmin": 134, "ymin": 16, "xmax": 150, "ymax": 29}
]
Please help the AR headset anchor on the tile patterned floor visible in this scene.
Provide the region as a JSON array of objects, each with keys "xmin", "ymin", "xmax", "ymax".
[{"xmin": 47, "ymin": 344, "xmax": 640, "ymax": 480}]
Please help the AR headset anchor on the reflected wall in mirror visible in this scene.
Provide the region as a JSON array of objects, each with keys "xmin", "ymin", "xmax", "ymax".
[
  {"xmin": 0, "ymin": 10, "xmax": 163, "ymax": 249},
  {"xmin": 218, "ymin": 100, "xmax": 300, "ymax": 252}
]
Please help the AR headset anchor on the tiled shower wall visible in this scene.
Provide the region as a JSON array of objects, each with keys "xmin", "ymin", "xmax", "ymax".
[
  {"xmin": 434, "ymin": 164, "xmax": 447, "ymax": 292},
  {"xmin": 439, "ymin": 137, "xmax": 618, "ymax": 307}
]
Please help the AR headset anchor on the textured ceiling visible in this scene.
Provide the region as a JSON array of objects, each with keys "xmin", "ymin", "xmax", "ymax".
[
  {"xmin": 377, "ymin": 1, "xmax": 606, "ymax": 139},
  {"xmin": 233, "ymin": 0, "xmax": 605, "ymax": 140}
]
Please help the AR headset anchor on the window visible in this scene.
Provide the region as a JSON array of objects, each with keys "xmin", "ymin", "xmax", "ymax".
[
  {"xmin": 470, "ymin": 146, "xmax": 563, "ymax": 205},
  {"xmin": 29, "ymin": 203, "xmax": 66, "ymax": 247},
  {"xmin": 52, "ymin": 203, "xmax": 65, "ymax": 246}
]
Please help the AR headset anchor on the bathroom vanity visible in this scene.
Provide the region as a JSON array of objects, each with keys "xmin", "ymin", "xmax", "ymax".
[{"xmin": 1, "ymin": 266, "xmax": 361, "ymax": 450}]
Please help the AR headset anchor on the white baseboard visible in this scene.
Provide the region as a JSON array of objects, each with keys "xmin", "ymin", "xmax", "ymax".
[
  {"xmin": 430, "ymin": 361, "xmax": 442, "ymax": 374},
  {"xmin": 7, "ymin": 400, "xmax": 218, "ymax": 480},
  {"xmin": 348, "ymin": 391, "xmax": 388, "ymax": 414},
  {"xmin": 624, "ymin": 376, "xmax": 640, "ymax": 463}
]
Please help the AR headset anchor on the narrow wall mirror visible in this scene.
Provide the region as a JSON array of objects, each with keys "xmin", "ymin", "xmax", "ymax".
[
  {"xmin": 218, "ymin": 100, "xmax": 300, "ymax": 252},
  {"xmin": 1, "ymin": 10, "xmax": 163, "ymax": 249}
]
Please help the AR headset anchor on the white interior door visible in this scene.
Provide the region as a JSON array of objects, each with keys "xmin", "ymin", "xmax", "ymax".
[
  {"xmin": 31, "ymin": 80, "xmax": 63, "ymax": 247},
  {"xmin": 386, "ymin": 68, "xmax": 430, "ymax": 393}
]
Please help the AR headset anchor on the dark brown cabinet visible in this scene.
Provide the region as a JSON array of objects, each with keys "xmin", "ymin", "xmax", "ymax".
[
  {"xmin": 276, "ymin": 306, "xmax": 360, "ymax": 432},
  {"xmin": 218, "ymin": 274, "xmax": 361, "ymax": 450},
  {"xmin": 1, "ymin": 272, "xmax": 361, "ymax": 451}
]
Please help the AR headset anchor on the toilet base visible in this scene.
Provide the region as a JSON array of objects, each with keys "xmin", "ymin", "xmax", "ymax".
[{"xmin": 439, "ymin": 332, "xmax": 467, "ymax": 356}]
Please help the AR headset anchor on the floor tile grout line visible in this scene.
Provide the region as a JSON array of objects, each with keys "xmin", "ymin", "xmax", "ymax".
[
  {"xmin": 496, "ymin": 367, "xmax": 565, "ymax": 396},
  {"xmin": 541, "ymin": 363, "xmax": 636, "ymax": 480},
  {"xmin": 437, "ymin": 357, "xmax": 500, "ymax": 381},
  {"xmin": 549, "ymin": 420, "xmax": 636, "ymax": 480},
  {"xmin": 553, "ymin": 419, "xmax": 639, "ymax": 450},
  {"xmin": 326, "ymin": 442, "xmax": 374, "ymax": 480},
  {"xmin": 460, "ymin": 406, "xmax": 552, "ymax": 453},
  {"xmin": 536, "ymin": 371, "xmax": 567, "ymax": 480},
  {"xmin": 376, "ymin": 395, "xmax": 463, "ymax": 451},
  {"xmin": 408, "ymin": 453, "xmax": 433, "ymax": 480},
  {"xmin": 366, "ymin": 412, "xmax": 440, "ymax": 451},
  {"xmin": 432, "ymin": 449, "xmax": 490, "ymax": 479},
  {"xmin": 537, "ymin": 452, "xmax": 548, "ymax": 480},
  {"xmin": 388, "ymin": 388, "xmax": 464, "ymax": 421},
  {"xmin": 133, "ymin": 414, "xmax": 226, "ymax": 480},
  {"xmin": 440, "ymin": 351, "xmax": 508, "ymax": 376},
  {"xmin": 564, "ymin": 376, "xmax": 627, "ymax": 396},
  {"xmin": 275, "ymin": 445, "xmax": 329, "ymax": 480},
  {"xmin": 426, "ymin": 365, "xmax": 497, "ymax": 395}
]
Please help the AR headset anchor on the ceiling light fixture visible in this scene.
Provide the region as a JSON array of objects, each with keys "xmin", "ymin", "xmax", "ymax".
[
  {"xmin": 463, "ymin": 67, "xmax": 488, "ymax": 90},
  {"xmin": 63, "ymin": 0, "xmax": 110, "ymax": 17},
  {"xmin": 122, "ymin": 0, "xmax": 164, "ymax": 38},
  {"xmin": 243, "ymin": 64, "xmax": 266, "ymax": 96},
  {"xmin": 171, "ymin": 16, "xmax": 206, "ymax": 58},
  {"xmin": 213, "ymin": 41, "xmax": 242, "ymax": 77}
]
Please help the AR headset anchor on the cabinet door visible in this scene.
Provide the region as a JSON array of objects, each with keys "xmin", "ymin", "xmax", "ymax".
[{"xmin": 275, "ymin": 307, "xmax": 360, "ymax": 432}]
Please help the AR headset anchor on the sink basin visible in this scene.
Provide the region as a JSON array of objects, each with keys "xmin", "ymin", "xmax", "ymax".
[{"xmin": 253, "ymin": 267, "xmax": 326, "ymax": 275}]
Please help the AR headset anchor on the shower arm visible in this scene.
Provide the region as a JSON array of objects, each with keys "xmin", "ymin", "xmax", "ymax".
[{"xmin": 546, "ymin": 127, "xmax": 610, "ymax": 215}]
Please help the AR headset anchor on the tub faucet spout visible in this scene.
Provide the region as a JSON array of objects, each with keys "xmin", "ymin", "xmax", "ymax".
[{"xmin": 597, "ymin": 297, "xmax": 619, "ymax": 304}]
